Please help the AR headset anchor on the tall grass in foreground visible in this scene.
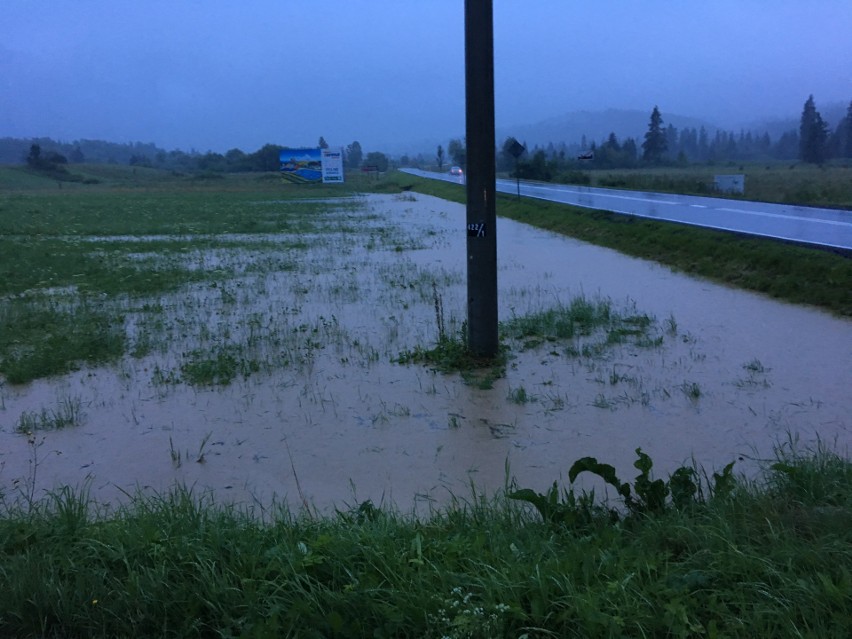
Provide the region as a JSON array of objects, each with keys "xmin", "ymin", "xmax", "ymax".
[{"xmin": 1, "ymin": 447, "xmax": 849, "ymax": 637}]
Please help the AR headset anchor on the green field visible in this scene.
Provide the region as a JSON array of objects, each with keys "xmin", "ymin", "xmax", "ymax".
[{"xmin": 565, "ymin": 164, "xmax": 852, "ymax": 209}]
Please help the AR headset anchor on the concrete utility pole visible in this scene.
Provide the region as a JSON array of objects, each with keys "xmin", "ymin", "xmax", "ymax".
[{"xmin": 464, "ymin": 0, "xmax": 498, "ymax": 357}]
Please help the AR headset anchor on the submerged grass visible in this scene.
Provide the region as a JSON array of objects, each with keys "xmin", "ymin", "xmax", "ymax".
[
  {"xmin": 179, "ymin": 345, "xmax": 261, "ymax": 386},
  {"xmin": 502, "ymin": 295, "xmax": 660, "ymax": 353},
  {"xmin": 396, "ymin": 327, "xmax": 508, "ymax": 390},
  {"xmin": 0, "ymin": 174, "xmax": 372, "ymax": 384},
  {"xmin": 0, "ymin": 236, "xmax": 214, "ymax": 298},
  {"xmin": 5, "ymin": 166, "xmax": 848, "ymax": 386},
  {"xmin": 399, "ymin": 294, "xmax": 664, "ymax": 388},
  {"xmin": 0, "ymin": 447, "xmax": 849, "ymax": 637}
]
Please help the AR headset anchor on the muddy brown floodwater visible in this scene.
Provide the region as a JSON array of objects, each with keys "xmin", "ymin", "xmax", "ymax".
[{"xmin": 1, "ymin": 193, "xmax": 850, "ymax": 514}]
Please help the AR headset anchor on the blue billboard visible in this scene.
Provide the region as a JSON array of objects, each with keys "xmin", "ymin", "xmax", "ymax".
[{"xmin": 279, "ymin": 148, "xmax": 323, "ymax": 183}]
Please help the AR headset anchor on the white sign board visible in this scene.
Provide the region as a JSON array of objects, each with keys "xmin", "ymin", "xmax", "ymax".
[{"xmin": 321, "ymin": 147, "xmax": 345, "ymax": 184}]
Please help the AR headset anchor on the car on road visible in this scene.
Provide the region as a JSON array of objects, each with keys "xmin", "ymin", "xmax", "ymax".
[{"xmin": 449, "ymin": 166, "xmax": 463, "ymax": 176}]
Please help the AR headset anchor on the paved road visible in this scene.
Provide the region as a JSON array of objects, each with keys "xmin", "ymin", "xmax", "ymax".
[{"xmin": 401, "ymin": 168, "xmax": 852, "ymax": 251}]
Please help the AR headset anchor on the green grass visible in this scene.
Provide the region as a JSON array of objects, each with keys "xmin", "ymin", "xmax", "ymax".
[
  {"xmin": 0, "ymin": 447, "xmax": 849, "ymax": 637},
  {"xmin": 179, "ymin": 345, "xmax": 261, "ymax": 386},
  {"xmin": 398, "ymin": 295, "xmax": 665, "ymax": 388},
  {"xmin": 395, "ymin": 327, "xmax": 508, "ymax": 390},
  {"xmin": 387, "ymin": 172, "xmax": 852, "ymax": 317},
  {"xmin": 501, "ymin": 295, "xmax": 659, "ymax": 351},
  {"xmin": 0, "ymin": 189, "xmax": 354, "ymax": 238},
  {"xmin": 535, "ymin": 164, "xmax": 852, "ymax": 209},
  {"xmin": 583, "ymin": 164, "xmax": 852, "ymax": 209},
  {"xmin": 0, "ymin": 301, "xmax": 125, "ymax": 384},
  {"xmin": 0, "ymin": 237, "xmax": 209, "ymax": 298},
  {"xmin": 0, "ymin": 164, "xmax": 365, "ymax": 194}
]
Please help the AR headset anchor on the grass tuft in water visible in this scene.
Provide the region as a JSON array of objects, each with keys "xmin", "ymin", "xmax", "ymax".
[
  {"xmin": 179, "ymin": 346, "xmax": 260, "ymax": 386},
  {"xmin": 502, "ymin": 296, "xmax": 664, "ymax": 357},
  {"xmin": 397, "ymin": 288, "xmax": 508, "ymax": 389},
  {"xmin": 503, "ymin": 296, "xmax": 613, "ymax": 341},
  {"xmin": 681, "ymin": 380, "xmax": 702, "ymax": 400},
  {"xmin": 15, "ymin": 396, "xmax": 83, "ymax": 433},
  {"xmin": 396, "ymin": 326, "xmax": 507, "ymax": 390},
  {"xmin": 507, "ymin": 386, "xmax": 531, "ymax": 404},
  {"xmin": 743, "ymin": 358, "xmax": 768, "ymax": 374}
]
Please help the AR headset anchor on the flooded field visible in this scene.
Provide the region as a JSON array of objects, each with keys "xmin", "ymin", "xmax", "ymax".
[{"xmin": 1, "ymin": 193, "xmax": 850, "ymax": 513}]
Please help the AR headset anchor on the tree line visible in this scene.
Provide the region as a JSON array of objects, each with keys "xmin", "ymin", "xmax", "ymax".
[
  {"xmin": 0, "ymin": 136, "xmax": 389, "ymax": 174},
  {"xmin": 413, "ymin": 96, "xmax": 852, "ymax": 182}
]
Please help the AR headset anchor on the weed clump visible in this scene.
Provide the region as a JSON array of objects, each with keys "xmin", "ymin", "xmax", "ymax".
[
  {"xmin": 509, "ymin": 447, "xmax": 736, "ymax": 528},
  {"xmin": 396, "ymin": 285, "xmax": 507, "ymax": 388},
  {"xmin": 395, "ymin": 325, "xmax": 507, "ymax": 390}
]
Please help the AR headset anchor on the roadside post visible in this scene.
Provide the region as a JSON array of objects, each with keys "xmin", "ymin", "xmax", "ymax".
[{"xmin": 464, "ymin": 0, "xmax": 498, "ymax": 358}]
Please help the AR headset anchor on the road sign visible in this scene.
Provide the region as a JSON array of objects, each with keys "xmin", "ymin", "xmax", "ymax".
[{"xmin": 507, "ymin": 138, "xmax": 525, "ymax": 159}]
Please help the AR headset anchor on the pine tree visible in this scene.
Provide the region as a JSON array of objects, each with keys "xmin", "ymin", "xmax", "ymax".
[
  {"xmin": 798, "ymin": 95, "xmax": 828, "ymax": 164},
  {"xmin": 642, "ymin": 106, "xmax": 667, "ymax": 164},
  {"xmin": 843, "ymin": 101, "xmax": 852, "ymax": 159}
]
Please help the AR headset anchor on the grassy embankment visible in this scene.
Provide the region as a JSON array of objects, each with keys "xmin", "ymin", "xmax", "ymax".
[
  {"xmin": 564, "ymin": 164, "xmax": 852, "ymax": 209},
  {"xmin": 1, "ymin": 446, "xmax": 850, "ymax": 637},
  {"xmin": 384, "ymin": 171, "xmax": 852, "ymax": 317}
]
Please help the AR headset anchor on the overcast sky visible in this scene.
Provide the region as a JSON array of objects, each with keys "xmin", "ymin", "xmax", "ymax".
[{"xmin": 2, "ymin": 1, "xmax": 851, "ymax": 154}]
